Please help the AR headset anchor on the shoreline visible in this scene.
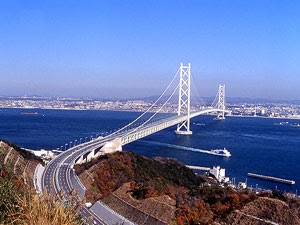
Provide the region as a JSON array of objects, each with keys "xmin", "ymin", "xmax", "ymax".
[
  {"xmin": 228, "ymin": 114, "xmax": 300, "ymax": 121},
  {"xmin": 0, "ymin": 107, "xmax": 174, "ymax": 114},
  {"xmin": 1, "ymin": 107, "xmax": 300, "ymax": 121}
]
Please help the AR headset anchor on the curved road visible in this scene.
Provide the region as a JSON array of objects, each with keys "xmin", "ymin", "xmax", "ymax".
[{"xmin": 42, "ymin": 137, "xmax": 114, "ymax": 224}]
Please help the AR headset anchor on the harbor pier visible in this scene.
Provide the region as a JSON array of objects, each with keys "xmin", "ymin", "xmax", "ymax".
[
  {"xmin": 247, "ymin": 173, "xmax": 295, "ymax": 185},
  {"xmin": 186, "ymin": 165, "xmax": 210, "ymax": 171}
]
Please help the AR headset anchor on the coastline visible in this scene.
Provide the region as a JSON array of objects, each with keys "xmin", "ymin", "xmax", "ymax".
[
  {"xmin": 2, "ymin": 107, "xmax": 300, "ymax": 194},
  {"xmin": 0, "ymin": 107, "xmax": 174, "ymax": 114},
  {"xmin": 228, "ymin": 114, "xmax": 300, "ymax": 121},
  {"xmin": 2, "ymin": 107, "xmax": 300, "ymax": 121}
]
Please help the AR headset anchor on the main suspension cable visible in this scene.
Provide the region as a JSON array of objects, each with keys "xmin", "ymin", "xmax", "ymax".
[
  {"xmin": 211, "ymin": 88, "xmax": 219, "ymax": 108},
  {"xmin": 105, "ymin": 68, "xmax": 180, "ymax": 138},
  {"xmin": 122, "ymin": 83, "xmax": 180, "ymax": 137}
]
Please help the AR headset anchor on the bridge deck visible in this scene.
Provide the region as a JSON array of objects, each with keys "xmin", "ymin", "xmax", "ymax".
[{"xmin": 120, "ymin": 108, "xmax": 227, "ymax": 145}]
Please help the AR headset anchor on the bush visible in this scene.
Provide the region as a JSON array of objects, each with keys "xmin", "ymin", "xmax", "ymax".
[{"xmin": 0, "ymin": 173, "xmax": 22, "ymax": 223}]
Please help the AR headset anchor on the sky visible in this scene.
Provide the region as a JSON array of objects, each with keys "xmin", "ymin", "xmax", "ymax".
[{"xmin": 0, "ymin": 0, "xmax": 300, "ymax": 100}]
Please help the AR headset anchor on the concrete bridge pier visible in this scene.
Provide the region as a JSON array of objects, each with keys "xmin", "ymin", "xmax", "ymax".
[{"xmin": 75, "ymin": 138, "xmax": 122, "ymax": 165}]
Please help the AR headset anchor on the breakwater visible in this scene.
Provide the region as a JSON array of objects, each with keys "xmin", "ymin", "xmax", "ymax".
[{"xmin": 247, "ymin": 173, "xmax": 295, "ymax": 185}]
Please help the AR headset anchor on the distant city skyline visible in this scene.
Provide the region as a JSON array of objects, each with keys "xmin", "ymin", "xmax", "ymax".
[{"xmin": 1, "ymin": 1, "xmax": 300, "ymax": 100}]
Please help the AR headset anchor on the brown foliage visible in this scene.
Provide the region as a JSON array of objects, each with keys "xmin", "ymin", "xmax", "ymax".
[
  {"xmin": 76, "ymin": 151, "xmax": 204, "ymax": 202},
  {"xmin": 75, "ymin": 151, "xmax": 270, "ymax": 224}
]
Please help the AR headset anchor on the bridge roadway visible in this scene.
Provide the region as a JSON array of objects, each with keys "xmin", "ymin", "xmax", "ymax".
[{"xmin": 41, "ymin": 108, "xmax": 225, "ymax": 224}]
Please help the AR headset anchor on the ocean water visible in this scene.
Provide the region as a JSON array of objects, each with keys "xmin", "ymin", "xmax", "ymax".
[{"xmin": 1, "ymin": 108, "xmax": 300, "ymax": 193}]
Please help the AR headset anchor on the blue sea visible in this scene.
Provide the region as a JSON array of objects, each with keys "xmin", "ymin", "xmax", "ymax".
[{"xmin": 1, "ymin": 108, "xmax": 300, "ymax": 193}]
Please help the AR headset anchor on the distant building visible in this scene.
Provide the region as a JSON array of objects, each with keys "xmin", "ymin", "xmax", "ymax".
[
  {"xmin": 238, "ymin": 182, "xmax": 247, "ymax": 189},
  {"xmin": 209, "ymin": 166, "xmax": 229, "ymax": 183}
]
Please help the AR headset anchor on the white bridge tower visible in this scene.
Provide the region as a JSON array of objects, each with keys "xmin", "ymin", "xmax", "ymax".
[
  {"xmin": 175, "ymin": 63, "xmax": 192, "ymax": 135},
  {"xmin": 216, "ymin": 84, "xmax": 226, "ymax": 119}
]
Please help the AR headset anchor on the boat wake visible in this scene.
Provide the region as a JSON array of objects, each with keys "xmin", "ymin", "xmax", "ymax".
[
  {"xmin": 138, "ymin": 140, "xmax": 230, "ymax": 157},
  {"xmin": 193, "ymin": 122, "xmax": 205, "ymax": 126}
]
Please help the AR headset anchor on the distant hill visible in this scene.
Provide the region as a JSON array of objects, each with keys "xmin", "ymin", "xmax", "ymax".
[
  {"xmin": 2, "ymin": 95, "xmax": 300, "ymax": 104},
  {"xmin": 123, "ymin": 95, "xmax": 300, "ymax": 104}
]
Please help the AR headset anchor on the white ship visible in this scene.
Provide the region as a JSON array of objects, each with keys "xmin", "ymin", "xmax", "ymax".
[
  {"xmin": 210, "ymin": 148, "xmax": 231, "ymax": 157},
  {"xmin": 214, "ymin": 115, "xmax": 225, "ymax": 120}
]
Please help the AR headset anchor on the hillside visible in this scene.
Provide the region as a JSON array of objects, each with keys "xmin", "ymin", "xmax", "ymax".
[
  {"xmin": 227, "ymin": 197, "xmax": 300, "ymax": 225},
  {"xmin": 73, "ymin": 151, "xmax": 298, "ymax": 224},
  {"xmin": 0, "ymin": 140, "xmax": 83, "ymax": 225},
  {"xmin": 0, "ymin": 140, "xmax": 43, "ymax": 188},
  {"xmin": 75, "ymin": 151, "xmax": 205, "ymax": 200},
  {"xmin": 75, "ymin": 151, "xmax": 207, "ymax": 224}
]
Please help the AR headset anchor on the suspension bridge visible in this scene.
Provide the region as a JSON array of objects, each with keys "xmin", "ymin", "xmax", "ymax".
[
  {"xmin": 103, "ymin": 62, "xmax": 227, "ymax": 145},
  {"xmin": 41, "ymin": 63, "xmax": 228, "ymax": 224}
]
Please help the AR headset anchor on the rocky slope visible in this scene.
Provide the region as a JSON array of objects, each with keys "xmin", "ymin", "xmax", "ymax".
[
  {"xmin": 227, "ymin": 197, "xmax": 300, "ymax": 225},
  {"xmin": 0, "ymin": 140, "xmax": 83, "ymax": 225},
  {"xmin": 0, "ymin": 140, "xmax": 43, "ymax": 188}
]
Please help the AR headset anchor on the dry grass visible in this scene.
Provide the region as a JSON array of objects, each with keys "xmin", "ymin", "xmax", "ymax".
[
  {"xmin": 0, "ymin": 141, "xmax": 90, "ymax": 225},
  {"xmin": 1, "ymin": 180, "xmax": 88, "ymax": 225}
]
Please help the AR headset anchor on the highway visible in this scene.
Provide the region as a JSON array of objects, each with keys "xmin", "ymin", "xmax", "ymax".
[
  {"xmin": 41, "ymin": 108, "xmax": 225, "ymax": 224},
  {"xmin": 42, "ymin": 137, "xmax": 113, "ymax": 224}
]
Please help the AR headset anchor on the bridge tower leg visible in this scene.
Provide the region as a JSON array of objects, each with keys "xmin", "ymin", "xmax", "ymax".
[
  {"xmin": 175, "ymin": 63, "xmax": 192, "ymax": 135},
  {"xmin": 217, "ymin": 84, "xmax": 226, "ymax": 119}
]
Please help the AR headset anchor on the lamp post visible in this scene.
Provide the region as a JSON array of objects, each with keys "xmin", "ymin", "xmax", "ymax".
[
  {"xmin": 80, "ymin": 138, "xmax": 82, "ymax": 144},
  {"xmin": 85, "ymin": 137, "xmax": 88, "ymax": 142},
  {"xmin": 70, "ymin": 141, "xmax": 72, "ymax": 148},
  {"xmin": 65, "ymin": 143, "xmax": 68, "ymax": 151}
]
